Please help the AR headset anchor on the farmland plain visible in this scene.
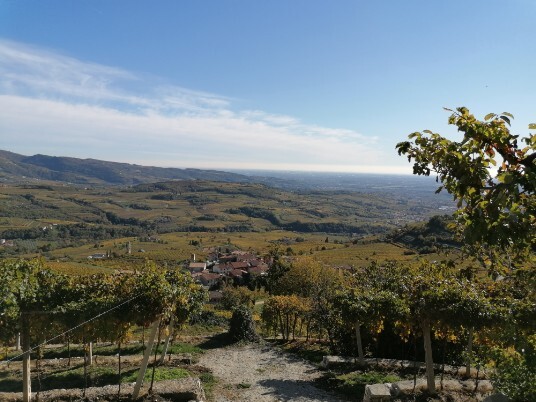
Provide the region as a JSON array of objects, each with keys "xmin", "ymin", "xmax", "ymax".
[{"xmin": 0, "ymin": 175, "xmax": 461, "ymax": 272}]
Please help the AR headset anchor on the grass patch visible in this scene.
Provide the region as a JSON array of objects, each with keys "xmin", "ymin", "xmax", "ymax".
[
  {"xmin": 199, "ymin": 371, "xmax": 217, "ymax": 399},
  {"xmin": 338, "ymin": 370, "xmax": 400, "ymax": 386},
  {"xmin": 0, "ymin": 365, "xmax": 191, "ymax": 392},
  {"xmin": 123, "ymin": 367, "xmax": 190, "ymax": 383},
  {"xmin": 318, "ymin": 370, "xmax": 401, "ymax": 400},
  {"xmin": 156, "ymin": 342, "xmax": 204, "ymax": 355}
]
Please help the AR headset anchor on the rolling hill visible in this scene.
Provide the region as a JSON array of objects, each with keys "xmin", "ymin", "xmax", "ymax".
[{"xmin": 0, "ymin": 150, "xmax": 253, "ymax": 185}]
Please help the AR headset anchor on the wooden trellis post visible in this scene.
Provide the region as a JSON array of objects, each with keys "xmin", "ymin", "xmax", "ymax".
[
  {"xmin": 21, "ymin": 317, "xmax": 31, "ymax": 402},
  {"xmin": 132, "ymin": 318, "xmax": 161, "ymax": 399}
]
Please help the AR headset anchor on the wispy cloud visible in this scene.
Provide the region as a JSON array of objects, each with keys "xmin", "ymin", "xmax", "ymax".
[{"xmin": 0, "ymin": 39, "xmax": 400, "ymax": 173}]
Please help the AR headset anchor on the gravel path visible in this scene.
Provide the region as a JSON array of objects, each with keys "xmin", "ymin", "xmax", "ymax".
[{"xmin": 198, "ymin": 343, "xmax": 343, "ymax": 402}]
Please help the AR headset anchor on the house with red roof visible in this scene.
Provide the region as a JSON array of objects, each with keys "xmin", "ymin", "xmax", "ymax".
[{"xmin": 198, "ymin": 272, "xmax": 221, "ymax": 287}]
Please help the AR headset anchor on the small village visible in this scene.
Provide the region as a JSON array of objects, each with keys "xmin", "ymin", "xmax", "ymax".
[{"xmin": 187, "ymin": 250, "xmax": 270, "ymax": 295}]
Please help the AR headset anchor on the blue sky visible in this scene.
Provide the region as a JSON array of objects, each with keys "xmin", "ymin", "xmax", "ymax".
[{"xmin": 1, "ymin": 0, "xmax": 535, "ymax": 174}]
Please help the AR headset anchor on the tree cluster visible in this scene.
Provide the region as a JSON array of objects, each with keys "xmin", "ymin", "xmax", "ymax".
[{"xmin": 0, "ymin": 258, "xmax": 206, "ymax": 360}]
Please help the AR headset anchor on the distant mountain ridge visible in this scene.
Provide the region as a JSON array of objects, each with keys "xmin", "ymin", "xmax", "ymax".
[
  {"xmin": 0, "ymin": 150, "xmax": 253, "ymax": 185},
  {"xmin": 0, "ymin": 150, "xmax": 456, "ymax": 210}
]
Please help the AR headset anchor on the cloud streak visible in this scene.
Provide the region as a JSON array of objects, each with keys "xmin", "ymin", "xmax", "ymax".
[{"xmin": 0, "ymin": 39, "xmax": 402, "ymax": 173}]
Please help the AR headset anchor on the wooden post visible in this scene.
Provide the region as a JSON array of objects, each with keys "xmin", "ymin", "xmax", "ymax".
[
  {"xmin": 118, "ymin": 341, "xmax": 122, "ymax": 397},
  {"xmin": 21, "ymin": 317, "xmax": 31, "ymax": 402},
  {"xmin": 88, "ymin": 342, "xmax": 93, "ymax": 366},
  {"xmin": 465, "ymin": 327, "xmax": 473, "ymax": 377},
  {"xmin": 132, "ymin": 319, "xmax": 160, "ymax": 399},
  {"xmin": 67, "ymin": 337, "xmax": 71, "ymax": 366},
  {"xmin": 355, "ymin": 321, "xmax": 365, "ymax": 366},
  {"xmin": 158, "ymin": 315, "xmax": 175, "ymax": 365},
  {"xmin": 422, "ymin": 320, "xmax": 436, "ymax": 395}
]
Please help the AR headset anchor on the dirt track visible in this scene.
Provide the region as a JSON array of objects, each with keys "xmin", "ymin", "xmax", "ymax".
[{"xmin": 199, "ymin": 343, "xmax": 342, "ymax": 402}]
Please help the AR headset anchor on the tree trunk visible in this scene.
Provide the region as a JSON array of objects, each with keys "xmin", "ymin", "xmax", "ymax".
[
  {"xmin": 36, "ymin": 346, "xmax": 42, "ymax": 395},
  {"xmin": 465, "ymin": 327, "xmax": 473, "ymax": 377},
  {"xmin": 441, "ymin": 337, "xmax": 447, "ymax": 390},
  {"xmin": 327, "ymin": 327, "xmax": 335, "ymax": 352},
  {"xmin": 473, "ymin": 362, "xmax": 481, "ymax": 396},
  {"xmin": 285, "ymin": 313, "xmax": 290, "ymax": 341},
  {"xmin": 375, "ymin": 336, "xmax": 380, "ymax": 367},
  {"xmin": 355, "ymin": 321, "xmax": 365, "ymax": 366},
  {"xmin": 278, "ymin": 312, "xmax": 285, "ymax": 340},
  {"xmin": 142, "ymin": 326, "xmax": 146, "ymax": 348},
  {"xmin": 21, "ymin": 317, "xmax": 31, "ymax": 402},
  {"xmin": 422, "ymin": 320, "xmax": 436, "ymax": 394},
  {"xmin": 16, "ymin": 332, "xmax": 20, "ymax": 351}
]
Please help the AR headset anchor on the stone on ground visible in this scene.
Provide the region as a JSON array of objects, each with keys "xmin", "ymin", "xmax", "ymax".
[
  {"xmin": 321, "ymin": 355, "xmax": 354, "ymax": 368},
  {"xmin": 363, "ymin": 383, "xmax": 391, "ymax": 402},
  {"xmin": 483, "ymin": 393, "xmax": 510, "ymax": 402}
]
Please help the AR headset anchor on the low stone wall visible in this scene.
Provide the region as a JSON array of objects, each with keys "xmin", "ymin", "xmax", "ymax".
[
  {"xmin": 363, "ymin": 379, "xmax": 494, "ymax": 401},
  {"xmin": 391, "ymin": 379, "xmax": 493, "ymax": 396},
  {"xmin": 321, "ymin": 355, "xmax": 490, "ymax": 378}
]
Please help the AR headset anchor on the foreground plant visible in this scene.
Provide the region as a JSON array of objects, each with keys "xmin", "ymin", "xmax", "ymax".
[
  {"xmin": 396, "ymin": 107, "xmax": 535, "ymax": 273},
  {"xmin": 396, "ymin": 108, "xmax": 535, "ymax": 396}
]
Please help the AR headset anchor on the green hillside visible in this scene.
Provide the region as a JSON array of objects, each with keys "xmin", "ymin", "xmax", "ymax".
[{"xmin": 0, "ymin": 180, "xmax": 454, "ymax": 269}]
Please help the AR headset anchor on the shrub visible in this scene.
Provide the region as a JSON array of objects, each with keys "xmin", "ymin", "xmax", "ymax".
[
  {"xmin": 492, "ymin": 350, "xmax": 536, "ymax": 402},
  {"xmin": 189, "ymin": 310, "xmax": 229, "ymax": 327},
  {"xmin": 228, "ymin": 305, "xmax": 259, "ymax": 343}
]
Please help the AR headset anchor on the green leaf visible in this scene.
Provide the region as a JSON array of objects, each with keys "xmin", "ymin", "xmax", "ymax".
[
  {"xmin": 529, "ymin": 123, "xmax": 536, "ymax": 130},
  {"xmin": 500, "ymin": 116, "xmax": 511, "ymax": 126},
  {"xmin": 484, "ymin": 113, "xmax": 496, "ymax": 121},
  {"xmin": 501, "ymin": 112, "xmax": 514, "ymax": 119}
]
